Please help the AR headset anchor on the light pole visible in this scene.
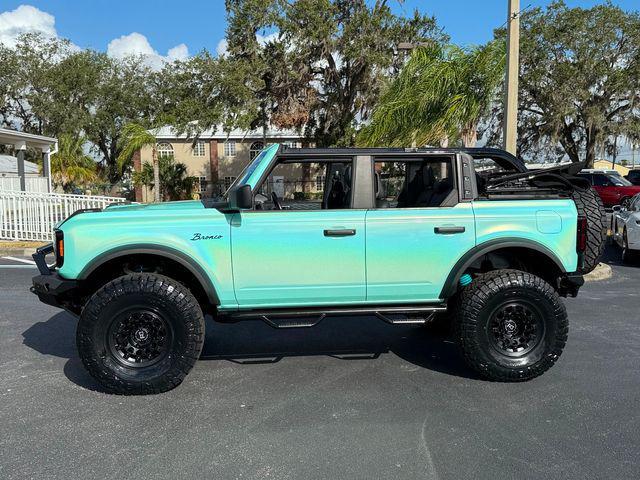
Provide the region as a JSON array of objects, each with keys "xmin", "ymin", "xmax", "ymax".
[{"xmin": 502, "ymin": 0, "xmax": 520, "ymax": 155}]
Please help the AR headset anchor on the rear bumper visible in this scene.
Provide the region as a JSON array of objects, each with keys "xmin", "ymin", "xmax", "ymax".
[
  {"xmin": 558, "ymin": 272, "xmax": 584, "ymax": 297},
  {"xmin": 30, "ymin": 243, "xmax": 79, "ymax": 312}
]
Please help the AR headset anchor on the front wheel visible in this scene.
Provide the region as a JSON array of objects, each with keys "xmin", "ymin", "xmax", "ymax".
[
  {"xmin": 456, "ymin": 270, "xmax": 568, "ymax": 381},
  {"xmin": 77, "ymin": 273, "xmax": 205, "ymax": 395}
]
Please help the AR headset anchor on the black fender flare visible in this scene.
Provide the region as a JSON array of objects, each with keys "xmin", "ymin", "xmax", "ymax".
[
  {"xmin": 78, "ymin": 244, "xmax": 220, "ymax": 305},
  {"xmin": 439, "ymin": 238, "xmax": 567, "ymax": 299}
]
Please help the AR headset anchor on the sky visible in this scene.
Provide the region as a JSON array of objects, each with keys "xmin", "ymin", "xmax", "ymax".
[{"xmin": 2, "ymin": 0, "xmax": 638, "ymax": 59}]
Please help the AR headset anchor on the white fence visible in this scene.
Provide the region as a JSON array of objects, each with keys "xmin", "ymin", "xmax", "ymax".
[
  {"xmin": 0, "ymin": 190, "xmax": 126, "ymax": 241},
  {"xmin": 0, "ymin": 176, "xmax": 50, "ymax": 193}
]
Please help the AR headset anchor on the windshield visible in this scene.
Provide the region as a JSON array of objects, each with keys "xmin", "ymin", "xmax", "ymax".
[
  {"xmin": 608, "ymin": 174, "xmax": 632, "ymax": 186},
  {"xmin": 223, "ymin": 149, "xmax": 270, "ymax": 199}
]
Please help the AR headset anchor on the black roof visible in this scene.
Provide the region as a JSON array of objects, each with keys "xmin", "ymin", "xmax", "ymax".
[{"xmin": 278, "ymin": 146, "xmax": 526, "ymax": 171}]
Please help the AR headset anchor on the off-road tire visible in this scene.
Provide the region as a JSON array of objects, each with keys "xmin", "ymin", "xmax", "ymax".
[
  {"xmin": 571, "ymin": 187, "xmax": 606, "ymax": 274},
  {"xmin": 77, "ymin": 273, "xmax": 205, "ymax": 395},
  {"xmin": 456, "ymin": 269, "xmax": 568, "ymax": 382}
]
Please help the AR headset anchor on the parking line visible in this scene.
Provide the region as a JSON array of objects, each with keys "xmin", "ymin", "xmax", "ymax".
[
  {"xmin": 0, "ymin": 264, "xmax": 37, "ymax": 269},
  {"xmin": 3, "ymin": 256, "xmax": 36, "ymax": 265}
]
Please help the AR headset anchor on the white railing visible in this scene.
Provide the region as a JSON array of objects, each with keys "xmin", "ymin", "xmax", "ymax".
[
  {"xmin": 0, "ymin": 190, "xmax": 126, "ymax": 241},
  {"xmin": 0, "ymin": 176, "xmax": 50, "ymax": 193}
]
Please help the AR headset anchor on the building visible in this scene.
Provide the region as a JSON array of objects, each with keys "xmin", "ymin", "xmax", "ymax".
[
  {"xmin": 135, "ymin": 126, "xmax": 305, "ymax": 201},
  {"xmin": 0, "ymin": 128, "xmax": 57, "ymax": 193},
  {"xmin": 592, "ymin": 159, "xmax": 631, "ymax": 176}
]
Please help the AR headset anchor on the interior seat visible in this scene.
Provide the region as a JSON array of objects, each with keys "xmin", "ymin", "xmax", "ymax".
[
  {"xmin": 374, "ymin": 172, "xmax": 390, "ymax": 208},
  {"xmin": 428, "ymin": 177, "xmax": 453, "ymax": 207}
]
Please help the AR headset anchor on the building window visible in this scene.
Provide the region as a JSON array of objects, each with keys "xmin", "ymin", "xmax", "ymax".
[
  {"xmin": 224, "ymin": 140, "xmax": 236, "ymax": 157},
  {"xmin": 197, "ymin": 176, "xmax": 207, "ymax": 193},
  {"xmin": 315, "ymin": 175, "xmax": 325, "ymax": 191},
  {"xmin": 224, "ymin": 176, "xmax": 237, "ymax": 190},
  {"xmin": 157, "ymin": 143, "xmax": 174, "ymax": 158},
  {"xmin": 192, "ymin": 141, "xmax": 205, "ymax": 157},
  {"xmin": 282, "ymin": 141, "xmax": 300, "ymax": 149},
  {"xmin": 250, "ymin": 141, "xmax": 264, "ymax": 160}
]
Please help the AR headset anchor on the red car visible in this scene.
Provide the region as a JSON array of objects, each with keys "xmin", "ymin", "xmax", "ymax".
[{"xmin": 577, "ymin": 171, "xmax": 640, "ymax": 207}]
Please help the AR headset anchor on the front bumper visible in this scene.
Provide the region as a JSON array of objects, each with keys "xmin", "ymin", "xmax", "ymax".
[
  {"xmin": 558, "ymin": 272, "xmax": 584, "ymax": 297},
  {"xmin": 30, "ymin": 243, "xmax": 78, "ymax": 311}
]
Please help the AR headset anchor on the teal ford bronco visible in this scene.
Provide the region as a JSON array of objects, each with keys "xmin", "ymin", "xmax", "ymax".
[{"xmin": 32, "ymin": 145, "xmax": 606, "ymax": 394}]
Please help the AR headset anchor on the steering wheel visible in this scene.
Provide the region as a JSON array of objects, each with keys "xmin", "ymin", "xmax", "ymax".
[{"xmin": 271, "ymin": 191, "xmax": 282, "ymax": 210}]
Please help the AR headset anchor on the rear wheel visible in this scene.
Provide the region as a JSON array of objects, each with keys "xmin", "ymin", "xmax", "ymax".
[
  {"xmin": 77, "ymin": 273, "xmax": 205, "ymax": 395},
  {"xmin": 622, "ymin": 229, "xmax": 636, "ymax": 264},
  {"xmin": 456, "ymin": 270, "xmax": 568, "ymax": 381},
  {"xmin": 571, "ymin": 187, "xmax": 606, "ymax": 274}
]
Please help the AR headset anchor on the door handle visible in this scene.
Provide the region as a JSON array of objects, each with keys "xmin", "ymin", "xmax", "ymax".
[
  {"xmin": 434, "ymin": 226, "xmax": 465, "ymax": 234},
  {"xmin": 324, "ymin": 229, "xmax": 356, "ymax": 237}
]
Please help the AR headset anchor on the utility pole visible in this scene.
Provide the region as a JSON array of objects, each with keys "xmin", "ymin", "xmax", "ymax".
[{"xmin": 502, "ymin": 0, "xmax": 520, "ymax": 155}]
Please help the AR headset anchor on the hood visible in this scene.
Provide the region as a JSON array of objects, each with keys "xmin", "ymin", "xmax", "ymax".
[
  {"xmin": 55, "ymin": 199, "xmax": 226, "ymax": 229},
  {"xmin": 104, "ymin": 200, "xmax": 207, "ymax": 213}
]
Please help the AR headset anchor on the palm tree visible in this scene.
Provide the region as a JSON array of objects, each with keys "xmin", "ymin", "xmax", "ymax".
[
  {"xmin": 51, "ymin": 133, "xmax": 98, "ymax": 191},
  {"xmin": 358, "ymin": 41, "xmax": 505, "ymax": 148},
  {"xmin": 118, "ymin": 123, "xmax": 160, "ymax": 202},
  {"xmin": 133, "ymin": 155, "xmax": 196, "ymax": 201}
]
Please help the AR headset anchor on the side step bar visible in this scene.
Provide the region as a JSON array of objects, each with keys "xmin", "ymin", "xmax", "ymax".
[{"xmin": 218, "ymin": 304, "xmax": 448, "ymax": 329}]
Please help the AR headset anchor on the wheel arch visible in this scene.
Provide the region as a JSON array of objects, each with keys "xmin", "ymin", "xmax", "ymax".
[
  {"xmin": 78, "ymin": 244, "xmax": 220, "ymax": 306},
  {"xmin": 440, "ymin": 239, "xmax": 567, "ymax": 299}
]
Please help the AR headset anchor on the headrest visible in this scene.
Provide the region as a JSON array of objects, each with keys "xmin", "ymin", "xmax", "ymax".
[
  {"xmin": 435, "ymin": 177, "xmax": 452, "ymax": 193},
  {"xmin": 422, "ymin": 166, "xmax": 436, "ymax": 187},
  {"xmin": 343, "ymin": 164, "xmax": 352, "ymax": 185},
  {"xmin": 375, "ymin": 172, "xmax": 384, "ymax": 199}
]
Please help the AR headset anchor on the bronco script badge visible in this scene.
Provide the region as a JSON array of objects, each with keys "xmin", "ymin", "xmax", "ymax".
[{"xmin": 190, "ymin": 233, "xmax": 223, "ymax": 241}]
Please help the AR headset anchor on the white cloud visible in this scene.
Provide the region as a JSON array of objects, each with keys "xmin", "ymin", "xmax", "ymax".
[
  {"xmin": 0, "ymin": 5, "xmax": 56, "ymax": 47},
  {"xmin": 106, "ymin": 32, "xmax": 189, "ymax": 69},
  {"xmin": 167, "ymin": 44, "xmax": 189, "ymax": 61},
  {"xmin": 0, "ymin": 5, "xmax": 189, "ymax": 67},
  {"xmin": 216, "ymin": 38, "xmax": 228, "ymax": 56},
  {"xmin": 216, "ymin": 32, "xmax": 279, "ymax": 57}
]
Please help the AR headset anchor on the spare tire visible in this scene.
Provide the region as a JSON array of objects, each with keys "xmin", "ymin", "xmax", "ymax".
[{"xmin": 571, "ymin": 187, "xmax": 606, "ymax": 274}]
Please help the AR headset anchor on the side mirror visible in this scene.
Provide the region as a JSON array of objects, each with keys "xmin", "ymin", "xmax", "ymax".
[{"xmin": 230, "ymin": 184, "xmax": 253, "ymax": 210}]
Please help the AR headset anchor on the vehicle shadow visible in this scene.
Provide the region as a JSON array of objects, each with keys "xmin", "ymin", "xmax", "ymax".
[
  {"xmin": 21, "ymin": 311, "xmax": 478, "ymax": 392},
  {"xmin": 20, "ymin": 311, "xmax": 105, "ymax": 392},
  {"xmin": 601, "ymin": 241, "xmax": 627, "ymax": 267}
]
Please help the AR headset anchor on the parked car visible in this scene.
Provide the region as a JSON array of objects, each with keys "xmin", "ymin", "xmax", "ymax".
[
  {"xmin": 612, "ymin": 192, "xmax": 640, "ymax": 262},
  {"xmin": 625, "ymin": 169, "xmax": 640, "ymax": 186},
  {"xmin": 32, "ymin": 145, "xmax": 606, "ymax": 394},
  {"xmin": 577, "ymin": 170, "xmax": 640, "ymax": 207}
]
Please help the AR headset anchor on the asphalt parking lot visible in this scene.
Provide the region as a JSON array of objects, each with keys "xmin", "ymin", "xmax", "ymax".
[{"xmin": 1, "ymin": 246, "xmax": 638, "ymax": 480}]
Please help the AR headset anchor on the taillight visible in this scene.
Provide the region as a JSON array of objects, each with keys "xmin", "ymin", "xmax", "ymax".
[
  {"xmin": 577, "ymin": 216, "xmax": 588, "ymax": 253},
  {"xmin": 54, "ymin": 230, "xmax": 64, "ymax": 267}
]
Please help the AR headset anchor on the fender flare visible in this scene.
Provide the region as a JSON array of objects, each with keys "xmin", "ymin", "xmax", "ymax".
[
  {"xmin": 78, "ymin": 244, "xmax": 220, "ymax": 305},
  {"xmin": 439, "ymin": 238, "xmax": 567, "ymax": 299}
]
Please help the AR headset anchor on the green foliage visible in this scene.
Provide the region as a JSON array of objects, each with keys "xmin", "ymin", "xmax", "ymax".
[
  {"xmin": 51, "ymin": 134, "xmax": 98, "ymax": 192},
  {"xmin": 117, "ymin": 122, "xmax": 156, "ymax": 173},
  {"xmin": 133, "ymin": 156, "xmax": 196, "ymax": 201},
  {"xmin": 2, "ymin": 0, "xmax": 639, "ymax": 183},
  {"xmin": 358, "ymin": 41, "xmax": 505, "ymax": 147},
  {"xmin": 167, "ymin": 0, "xmax": 444, "ymax": 147},
  {"xmin": 0, "ymin": 34, "xmax": 155, "ymax": 182},
  {"xmin": 493, "ymin": 1, "xmax": 640, "ymax": 165}
]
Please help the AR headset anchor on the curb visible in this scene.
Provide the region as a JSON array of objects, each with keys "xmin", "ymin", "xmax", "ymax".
[
  {"xmin": 0, "ymin": 248, "xmax": 36, "ymax": 257},
  {"xmin": 584, "ymin": 262, "xmax": 613, "ymax": 282}
]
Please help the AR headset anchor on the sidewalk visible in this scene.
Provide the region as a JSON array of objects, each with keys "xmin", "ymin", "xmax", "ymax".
[{"xmin": 0, "ymin": 241, "xmax": 46, "ymax": 257}]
